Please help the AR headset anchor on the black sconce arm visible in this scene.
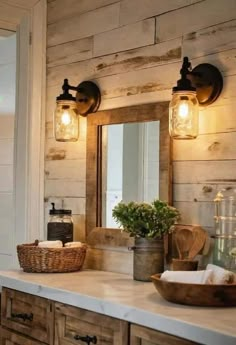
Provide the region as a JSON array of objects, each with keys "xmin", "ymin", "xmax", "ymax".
[
  {"xmin": 57, "ymin": 78, "xmax": 101, "ymax": 116},
  {"xmin": 174, "ymin": 56, "xmax": 223, "ymax": 105}
]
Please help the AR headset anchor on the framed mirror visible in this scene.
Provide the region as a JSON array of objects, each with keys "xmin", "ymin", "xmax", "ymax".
[{"xmin": 86, "ymin": 102, "xmax": 172, "ymax": 245}]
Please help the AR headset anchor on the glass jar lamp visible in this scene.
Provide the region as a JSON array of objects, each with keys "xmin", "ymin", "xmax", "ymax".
[
  {"xmin": 169, "ymin": 90, "xmax": 199, "ymax": 139},
  {"xmin": 54, "ymin": 99, "xmax": 79, "ymax": 142}
]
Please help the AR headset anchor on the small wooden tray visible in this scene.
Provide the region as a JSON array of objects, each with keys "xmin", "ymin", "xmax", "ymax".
[{"xmin": 151, "ymin": 274, "xmax": 236, "ymax": 307}]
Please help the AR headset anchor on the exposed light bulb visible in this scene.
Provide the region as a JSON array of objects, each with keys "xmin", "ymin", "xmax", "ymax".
[
  {"xmin": 178, "ymin": 102, "xmax": 189, "ymax": 119},
  {"xmin": 61, "ymin": 110, "xmax": 71, "ymax": 125}
]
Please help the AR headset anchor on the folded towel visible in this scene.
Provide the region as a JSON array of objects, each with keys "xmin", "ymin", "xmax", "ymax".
[
  {"xmin": 38, "ymin": 240, "xmax": 63, "ymax": 248},
  {"xmin": 206, "ymin": 264, "xmax": 235, "ymax": 284},
  {"xmin": 64, "ymin": 241, "xmax": 82, "ymax": 248},
  {"xmin": 161, "ymin": 270, "xmax": 213, "ymax": 284}
]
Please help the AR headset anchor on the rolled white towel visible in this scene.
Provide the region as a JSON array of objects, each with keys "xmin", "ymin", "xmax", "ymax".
[
  {"xmin": 38, "ymin": 240, "xmax": 63, "ymax": 248},
  {"xmin": 64, "ymin": 241, "xmax": 82, "ymax": 248},
  {"xmin": 161, "ymin": 270, "xmax": 213, "ymax": 284},
  {"xmin": 206, "ymin": 264, "xmax": 235, "ymax": 284}
]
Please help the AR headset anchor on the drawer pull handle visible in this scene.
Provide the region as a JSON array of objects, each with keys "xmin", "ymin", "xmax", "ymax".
[
  {"xmin": 74, "ymin": 335, "xmax": 97, "ymax": 344},
  {"xmin": 11, "ymin": 312, "xmax": 33, "ymax": 322}
]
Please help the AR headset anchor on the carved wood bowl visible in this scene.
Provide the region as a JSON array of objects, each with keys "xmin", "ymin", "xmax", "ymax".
[{"xmin": 151, "ymin": 274, "xmax": 236, "ymax": 307}]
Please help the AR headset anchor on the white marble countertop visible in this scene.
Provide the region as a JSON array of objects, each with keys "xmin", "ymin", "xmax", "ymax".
[{"xmin": 0, "ymin": 269, "xmax": 235, "ymax": 345}]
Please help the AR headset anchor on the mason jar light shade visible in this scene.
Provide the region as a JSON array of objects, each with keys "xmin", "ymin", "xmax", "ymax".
[
  {"xmin": 54, "ymin": 100, "xmax": 79, "ymax": 142},
  {"xmin": 169, "ymin": 91, "xmax": 199, "ymax": 139}
]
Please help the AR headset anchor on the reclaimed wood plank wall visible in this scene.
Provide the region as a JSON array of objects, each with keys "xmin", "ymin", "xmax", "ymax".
[{"xmin": 46, "ymin": 0, "xmax": 236, "ymax": 244}]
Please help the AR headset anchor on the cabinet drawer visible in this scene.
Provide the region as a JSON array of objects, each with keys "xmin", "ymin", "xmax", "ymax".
[
  {"xmin": 55, "ymin": 302, "xmax": 128, "ymax": 345},
  {"xmin": 130, "ymin": 324, "xmax": 200, "ymax": 345},
  {"xmin": 1, "ymin": 326, "xmax": 46, "ymax": 345},
  {"xmin": 1, "ymin": 288, "xmax": 54, "ymax": 344}
]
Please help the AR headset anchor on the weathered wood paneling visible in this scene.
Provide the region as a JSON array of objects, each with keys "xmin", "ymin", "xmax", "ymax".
[
  {"xmin": 174, "ymin": 201, "xmax": 214, "ymax": 228},
  {"xmin": 173, "ymin": 161, "xmax": 236, "ymax": 183},
  {"xmin": 47, "ymin": 3, "xmax": 120, "ymax": 47},
  {"xmin": 47, "ymin": 37, "xmax": 93, "ymax": 68},
  {"xmin": 47, "ymin": 0, "xmax": 119, "ymax": 24},
  {"xmin": 93, "ymin": 19, "xmax": 155, "ymax": 57},
  {"xmin": 173, "ymin": 183, "xmax": 235, "ymax": 202},
  {"xmin": 46, "ymin": 48, "xmax": 236, "ymax": 114},
  {"xmin": 45, "ymin": 179, "xmax": 85, "ymax": 198},
  {"xmin": 45, "ymin": 139, "xmax": 86, "ymax": 160},
  {"xmin": 46, "ymin": 0, "xmax": 236, "ymax": 273},
  {"xmin": 156, "ymin": 0, "xmax": 236, "ymax": 42},
  {"xmin": 47, "ymin": 38, "xmax": 182, "ymax": 87},
  {"xmin": 199, "ymin": 103, "xmax": 236, "ymax": 134},
  {"xmin": 173, "ymin": 132, "xmax": 236, "ymax": 161},
  {"xmin": 183, "ymin": 19, "xmax": 236, "ymax": 59},
  {"xmin": 45, "ymin": 159, "xmax": 86, "ymax": 180},
  {"xmin": 120, "ymin": 0, "xmax": 201, "ymax": 26}
]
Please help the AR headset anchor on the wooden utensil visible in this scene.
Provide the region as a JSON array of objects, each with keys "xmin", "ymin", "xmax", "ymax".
[
  {"xmin": 188, "ymin": 226, "xmax": 207, "ymax": 260},
  {"xmin": 175, "ymin": 228, "xmax": 195, "ymax": 259}
]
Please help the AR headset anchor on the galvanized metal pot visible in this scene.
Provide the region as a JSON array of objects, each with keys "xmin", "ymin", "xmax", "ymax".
[{"xmin": 130, "ymin": 237, "xmax": 164, "ymax": 281}]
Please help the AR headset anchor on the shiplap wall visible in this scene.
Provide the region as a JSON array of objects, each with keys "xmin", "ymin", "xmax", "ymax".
[
  {"xmin": 0, "ymin": 0, "xmax": 41, "ymax": 268},
  {"xmin": 46, "ymin": 0, "xmax": 236, "ymax": 248}
]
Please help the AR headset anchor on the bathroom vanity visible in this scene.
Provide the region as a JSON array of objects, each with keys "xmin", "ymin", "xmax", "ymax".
[{"xmin": 0, "ymin": 269, "xmax": 235, "ymax": 345}]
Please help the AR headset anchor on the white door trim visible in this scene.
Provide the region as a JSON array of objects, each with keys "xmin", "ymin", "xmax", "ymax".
[{"xmin": 13, "ymin": 0, "xmax": 46, "ymax": 264}]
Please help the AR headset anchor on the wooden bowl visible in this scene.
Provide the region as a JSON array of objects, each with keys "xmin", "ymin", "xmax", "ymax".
[{"xmin": 151, "ymin": 274, "xmax": 236, "ymax": 307}]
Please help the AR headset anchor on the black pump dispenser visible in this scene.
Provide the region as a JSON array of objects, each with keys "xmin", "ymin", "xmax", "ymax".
[{"xmin": 47, "ymin": 202, "xmax": 73, "ymax": 244}]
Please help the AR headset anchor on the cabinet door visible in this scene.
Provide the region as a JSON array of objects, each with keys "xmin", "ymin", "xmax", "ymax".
[
  {"xmin": 1, "ymin": 327, "xmax": 45, "ymax": 345},
  {"xmin": 1, "ymin": 288, "xmax": 54, "ymax": 345},
  {"xmin": 55, "ymin": 302, "xmax": 128, "ymax": 345},
  {"xmin": 130, "ymin": 324, "xmax": 200, "ymax": 345}
]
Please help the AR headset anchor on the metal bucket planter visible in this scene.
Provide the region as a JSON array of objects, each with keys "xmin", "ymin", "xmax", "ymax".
[{"xmin": 130, "ymin": 237, "xmax": 164, "ymax": 281}]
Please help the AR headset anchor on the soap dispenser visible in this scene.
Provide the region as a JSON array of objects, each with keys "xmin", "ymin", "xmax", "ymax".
[{"xmin": 47, "ymin": 202, "xmax": 73, "ymax": 245}]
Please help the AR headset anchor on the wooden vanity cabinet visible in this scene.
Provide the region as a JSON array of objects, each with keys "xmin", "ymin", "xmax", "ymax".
[
  {"xmin": 1, "ymin": 327, "xmax": 44, "ymax": 345},
  {"xmin": 0, "ymin": 288, "xmax": 54, "ymax": 345},
  {"xmin": 130, "ymin": 324, "xmax": 200, "ymax": 345},
  {"xmin": 54, "ymin": 302, "xmax": 128, "ymax": 345},
  {"xmin": 0, "ymin": 288, "xmax": 201, "ymax": 345}
]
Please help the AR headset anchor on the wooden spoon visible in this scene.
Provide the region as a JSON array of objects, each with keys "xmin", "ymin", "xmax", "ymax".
[
  {"xmin": 188, "ymin": 226, "xmax": 207, "ymax": 260},
  {"xmin": 175, "ymin": 228, "xmax": 195, "ymax": 260}
]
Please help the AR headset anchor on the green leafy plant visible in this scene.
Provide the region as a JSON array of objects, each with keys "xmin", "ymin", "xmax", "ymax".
[{"xmin": 112, "ymin": 199, "xmax": 180, "ymax": 239}]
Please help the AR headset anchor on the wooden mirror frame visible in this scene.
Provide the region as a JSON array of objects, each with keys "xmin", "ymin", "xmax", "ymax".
[{"xmin": 86, "ymin": 102, "xmax": 172, "ymax": 246}]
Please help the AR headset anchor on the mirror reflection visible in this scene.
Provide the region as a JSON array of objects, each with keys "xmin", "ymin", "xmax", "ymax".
[{"xmin": 102, "ymin": 121, "xmax": 160, "ymax": 227}]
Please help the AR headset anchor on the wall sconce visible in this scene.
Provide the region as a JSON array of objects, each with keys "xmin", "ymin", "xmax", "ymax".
[
  {"xmin": 54, "ymin": 79, "xmax": 101, "ymax": 142},
  {"xmin": 169, "ymin": 56, "xmax": 223, "ymax": 139}
]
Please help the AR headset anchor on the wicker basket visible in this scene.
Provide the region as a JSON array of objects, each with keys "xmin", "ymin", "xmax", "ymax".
[{"xmin": 17, "ymin": 242, "xmax": 87, "ymax": 273}]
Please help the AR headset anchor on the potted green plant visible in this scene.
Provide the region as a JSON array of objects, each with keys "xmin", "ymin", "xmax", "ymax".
[{"xmin": 112, "ymin": 199, "xmax": 180, "ymax": 281}]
